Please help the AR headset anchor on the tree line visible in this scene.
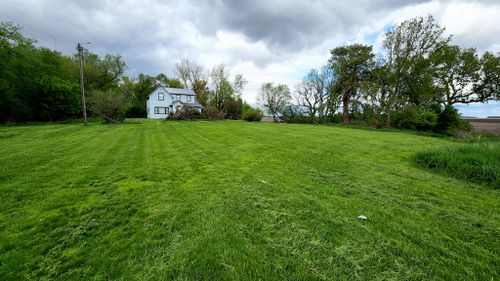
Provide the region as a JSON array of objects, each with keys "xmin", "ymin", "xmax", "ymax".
[
  {"xmin": 258, "ymin": 15, "xmax": 500, "ymax": 133},
  {"xmin": 2, "ymin": 16, "xmax": 499, "ymax": 130},
  {"xmin": 0, "ymin": 22, "xmax": 260, "ymax": 123},
  {"xmin": 0, "ymin": 22, "xmax": 127, "ymax": 122}
]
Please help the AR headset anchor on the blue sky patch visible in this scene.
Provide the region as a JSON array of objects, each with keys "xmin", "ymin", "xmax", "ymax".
[{"xmin": 456, "ymin": 101, "xmax": 500, "ymax": 117}]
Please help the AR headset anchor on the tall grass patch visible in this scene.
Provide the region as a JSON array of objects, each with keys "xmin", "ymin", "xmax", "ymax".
[{"xmin": 415, "ymin": 141, "xmax": 500, "ymax": 187}]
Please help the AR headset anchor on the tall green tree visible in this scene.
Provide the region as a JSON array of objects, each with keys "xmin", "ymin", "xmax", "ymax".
[
  {"xmin": 329, "ymin": 44, "xmax": 375, "ymax": 124},
  {"xmin": 224, "ymin": 96, "xmax": 244, "ymax": 119},
  {"xmin": 156, "ymin": 73, "xmax": 184, "ymax": 89},
  {"xmin": 383, "ymin": 16, "xmax": 451, "ymax": 125},
  {"xmin": 36, "ymin": 76, "xmax": 80, "ymax": 121},
  {"xmin": 0, "ymin": 22, "xmax": 36, "ymax": 121},
  {"xmin": 295, "ymin": 68, "xmax": 328, "ymax": 122},
  {"xmin": 88, "ymin": 89, "xmax": 130, "ymax": 123},
  {"xmin": 382, "ymin": 15, "xmax": 450, "ymax": 125},
  {"xmin": 174, "ymin": 59, "xmax": 205, "ymax": 89},
  {"xmin": 432, "ymin": 45, "xmax": 482, "ymax": 105},
  {"xmin": 121, "ymin": 74, "xmax": 158, "ymax": 117},
  {"xmin": 258, "ymin": 82, "xmax": 291, "ymax": 122},
  {"xmin": 475, "ymin": 51, "xmax": 500, "ymax": 101},
  {"xmin": 208, "ymin": 65, "xmax": 247, "ymax": 113},
  {"xmin": 76, "ymin": 49, "xmax": 126, "ymax": 91},
  {"xmin": 192, "ymin": 79, "xmax": 209, "ymax": 106},
  {"xmin": 0, "ymin": 22, "xmax": 80, "ymax": 122},
  {"xmin": 209, "ymin": 64, "xmax": 230, "ymax": 111}
]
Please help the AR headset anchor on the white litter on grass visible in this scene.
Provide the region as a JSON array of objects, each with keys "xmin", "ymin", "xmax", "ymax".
[
  {"xmin": 260, "ymin": 180, "xmax": 268, "ymax": 184},
  {"xmin": 357, "ymin": 215, "xmax": 368, "ymax": 220}
]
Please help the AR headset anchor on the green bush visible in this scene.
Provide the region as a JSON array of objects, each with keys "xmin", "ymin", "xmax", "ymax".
[
  {"xmin": 416, "ymin": 111, "xmax": 438, "ymax": 131},
  {"xmin": 415, "ymin": 141, "xmax": 500, "ymax": 187},
  {"xmin": 242, "ymin": 110, "xmax": 262, "ymax": 122},
  {"xmin": 327, "ymin": 113, "xmax": 344, "ymax": 124},
  {"xmin": 224, "ymin": 98, "xmax": 244, "ymax": 119},
  {"xmin": 126, "ymin": 104, "xmax": 146, "ymax": 118},
  {"xmin": 243, "ymin": 103, "xmax": 263, "ymax": 115},
  {"xmin": 360, "ymin": 104, "xmax": 385, "ymax": 128},
  {"xmin": 36, "ymin": 76, "xmax": 80, "ymax": 121},
  {"xmin": 166, "ymin": 105, "xmax": 201, "ymax": 120},
  {"xmin": 281, "ymin": 105, "xmax": 308, "ymax": 123},
  {"xmin": 201, "ymin": 106, "xmax": 224, "ymax": 120},
  {"xmin": 88, "ymin": 89, "xmax": 130, "ymax": 124},
  {"xmin": 436, "ymin": 105, "xmax": 460, "ymax": 132},
  {"xmin": 392, "ymin": 107, "xmax": 418, "ymax": 129},
  {"xmin": 392, "ymin": 107, "xmax": 439, "ymax": 131}
]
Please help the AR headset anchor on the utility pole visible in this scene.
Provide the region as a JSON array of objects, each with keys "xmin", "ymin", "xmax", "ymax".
[{"xmin": 77, "ymin": 43, "xmax": 88, "ymax": 125}]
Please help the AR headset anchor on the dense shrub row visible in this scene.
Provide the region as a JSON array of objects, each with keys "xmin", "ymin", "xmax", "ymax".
[
  {"xmin": 165, "ymin": 104, "xmax": 263, "ymax": 122},
  {"xmin": 281, "ymin": 103, "xmax": 473, "ymax": 136}
]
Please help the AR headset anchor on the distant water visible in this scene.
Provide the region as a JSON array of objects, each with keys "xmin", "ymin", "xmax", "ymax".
[{"xmin": 456, "ymin": 101, "xmax": 500, "ymax": 118}]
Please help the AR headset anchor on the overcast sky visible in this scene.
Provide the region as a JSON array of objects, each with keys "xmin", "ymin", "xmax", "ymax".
[{"xmin": 1, "ymin": 0, "xmax": 499, "ymax": 117}]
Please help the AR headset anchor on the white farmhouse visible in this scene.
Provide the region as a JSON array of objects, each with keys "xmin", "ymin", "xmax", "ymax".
[{"xmin": 146, "ymin": 87, "xmax": 202, "ymax": 119}]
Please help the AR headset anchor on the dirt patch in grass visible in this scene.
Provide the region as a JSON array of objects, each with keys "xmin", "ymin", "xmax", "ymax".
[{"xmin": 464, "ymin": 118, "xmax": 500, "ymax": 135}]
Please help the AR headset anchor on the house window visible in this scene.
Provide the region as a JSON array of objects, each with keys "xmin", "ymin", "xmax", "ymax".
[
  {"xmin": 187, "ymin": 95, "xmax": 192, "ymax": 102},
  {"xmin": 154, "ymin": 107, "xmax": 168, "ymax": 114},
  {"xmin": 176, "ymin": 94, "xmax": 181, "ymax": 101},
  {"xmin": 158, "ymin": 93, "xmax": 164, "ymax": 101}
]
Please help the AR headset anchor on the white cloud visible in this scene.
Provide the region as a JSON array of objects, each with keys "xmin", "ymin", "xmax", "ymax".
[
  {"xmin": 1, "ymin": 0, "xmax": 499, "ymax": 112},
  {"xmin": 440, "ymin": 1, "xmax": 500, "ymax": 52}
]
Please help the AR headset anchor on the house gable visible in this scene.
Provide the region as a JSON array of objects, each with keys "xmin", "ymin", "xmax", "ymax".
[
  {"xmin": 146, "ymin": 87, "xmax": 173, "ymax": 119},
  {"xmin": 148, "ymin": 87, "xmax": 173, "ymax": 104}
]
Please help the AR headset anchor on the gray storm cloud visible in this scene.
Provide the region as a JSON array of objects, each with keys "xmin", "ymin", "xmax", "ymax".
[{"xmin": 1, "ymin": 0, "xmax": 499, "ymax": 78}]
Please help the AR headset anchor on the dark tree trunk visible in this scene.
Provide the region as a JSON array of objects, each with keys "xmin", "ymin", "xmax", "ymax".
[
  {"xmin": 342, "ymin": 93, "xmax": 350, "ymax": 124},
  {"xmin": 386, "ymin": 109, "xmax": 391, "ymax": 128}
]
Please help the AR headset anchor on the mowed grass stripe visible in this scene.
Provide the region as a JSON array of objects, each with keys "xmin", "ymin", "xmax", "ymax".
[{"xmin": 0, "ymin": 120, "xmax": 498, "ymax": 280}]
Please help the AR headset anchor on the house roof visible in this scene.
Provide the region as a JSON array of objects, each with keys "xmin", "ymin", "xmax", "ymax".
[
  {"xmin": 148, "ymin": 86, "xmax": 197, "ymax": 97},
  {"xmin": 164, "ymin": 87, "xmax": 196, "ymax": 96}
]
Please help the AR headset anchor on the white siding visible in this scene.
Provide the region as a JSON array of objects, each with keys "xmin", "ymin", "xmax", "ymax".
[
  {"xmin": 171, "ymin": 94, "xmax": 196, "ymax": 104},
  {"xmin": 147, "ymin": 88, "xmax": 173, "ymax": 119}
]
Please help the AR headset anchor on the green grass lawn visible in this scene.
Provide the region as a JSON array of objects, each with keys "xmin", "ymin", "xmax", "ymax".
[{"xmin": 0, "ymin": 120, "xmax": 498, "ymax": 280}]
